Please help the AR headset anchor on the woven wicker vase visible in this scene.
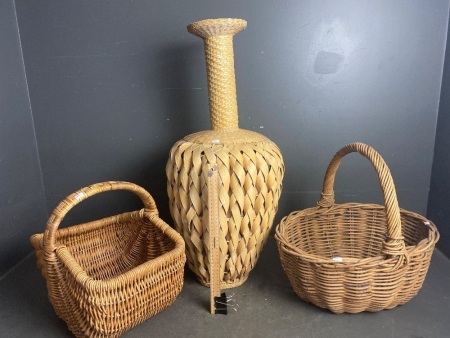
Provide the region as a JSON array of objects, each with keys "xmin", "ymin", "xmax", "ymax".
[{"xmin": 166, "ymin": 18, "xmax": 284, "ymax": 289}]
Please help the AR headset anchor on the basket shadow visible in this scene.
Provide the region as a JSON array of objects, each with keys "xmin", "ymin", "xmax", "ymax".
[{"xmin": 2, "ymin": 254, "xmax": 72, "ymax": 337}]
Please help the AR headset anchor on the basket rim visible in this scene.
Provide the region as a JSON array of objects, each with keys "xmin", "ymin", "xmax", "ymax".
[
  {"xmin": 34, "ymin": 210, "xmax": 185, "ymax": 288},
  {"xmin": 275, "ymin": 202, "xmax": 439, "ymax": 266}
]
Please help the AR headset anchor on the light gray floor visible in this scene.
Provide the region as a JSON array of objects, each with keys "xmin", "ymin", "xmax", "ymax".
[{"xmin": 1, "ymin": 237, "xmax": 450, "ymax": 338}]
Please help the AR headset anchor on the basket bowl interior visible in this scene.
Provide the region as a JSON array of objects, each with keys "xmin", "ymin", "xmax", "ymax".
[
  {"xmin": 52, "ymin": 211, "xmax": 176, "ymax": 280},
  {"xmin": 282, "ymin": 203, "xmax": 431, "ymax": 260}
]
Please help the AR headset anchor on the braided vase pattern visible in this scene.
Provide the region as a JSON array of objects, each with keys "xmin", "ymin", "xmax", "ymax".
[{"xmin": 166, "ymin": 19, "xmax": 284, "ymax": 288}]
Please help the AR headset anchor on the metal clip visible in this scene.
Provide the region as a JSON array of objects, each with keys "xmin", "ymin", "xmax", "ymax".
[{"xmin": 214, "ymin": 293, "xmax": 239, "ymax": 314}]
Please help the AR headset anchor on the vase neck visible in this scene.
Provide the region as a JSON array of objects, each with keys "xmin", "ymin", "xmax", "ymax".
[
  {"xmin": 188, "ymin": 19, "xmax": 247, "ymax": 131},
  {"xmin": 204, "ymin": 35, "xmax": 238, "ymax": 130}
]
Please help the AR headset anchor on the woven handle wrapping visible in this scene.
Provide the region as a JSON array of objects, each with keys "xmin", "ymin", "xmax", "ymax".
[
  {"xmin": 43, "ymin": 181, "xmax": 158, "ymax": 253},
  {"xmin": 317, "ymin": 143, "xmax": 408, "ymax": 259},
  {"xmin": 187, "ymin": 18, "xmax": 247, "ymax": 131}
]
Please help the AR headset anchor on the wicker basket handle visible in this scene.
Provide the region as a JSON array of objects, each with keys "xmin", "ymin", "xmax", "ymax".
[
  {"xmin": 317, "ymin": 143, "xmax": 407, "ymax": 258},
  {"xmin": 43, "ymin": 181, "xmax": 158, "ymax": 253}
]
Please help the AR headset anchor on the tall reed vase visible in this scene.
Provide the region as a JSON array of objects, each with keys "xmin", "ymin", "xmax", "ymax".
[{"xmin": 166, "ymin": 18, "xmax": 284, "ymax": 288}]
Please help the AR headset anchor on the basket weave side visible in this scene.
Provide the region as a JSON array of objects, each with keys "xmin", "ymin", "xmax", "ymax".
[
  {"xmin": 167, "ymin": 130, "xmax": 284, "ymax": 288},
  {"xmin": 275, "ymin": 143, "xmax": 439, "ymax": 313},
  {"xmin": 30, "ymin": 182, "xmax": 186, "ymax": 337},
  {"xmin": 276, "ymin": 205, "xmax": 438, "ymax": 313}
]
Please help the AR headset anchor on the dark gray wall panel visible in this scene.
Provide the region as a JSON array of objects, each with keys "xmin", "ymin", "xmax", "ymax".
[
  {"xmin": 0, "ymin": 0, "xmax": 47, "ymax": 275},
  {"xmin": 428, "ymin": 21, "xmax": 450, "ymax": 258},
  {"xmin": 14, "ymin": 1, "xmax": 449, "ymax": 233}
]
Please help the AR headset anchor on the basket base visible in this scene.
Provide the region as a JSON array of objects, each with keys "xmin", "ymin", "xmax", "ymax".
[{"xmin": 197, "ymin": 275, "xmax": 249, "ymax": 289}]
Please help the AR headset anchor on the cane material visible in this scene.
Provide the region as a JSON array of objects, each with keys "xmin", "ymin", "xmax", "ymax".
[
  {"xmin": 188, "ymin": 18, "xmax": 246, "ymax": 131},
  {"xmin": 166, "ymin": 19, "xmax": 284, "ymax": 288},
  {"xmin": 275, "ymin": 143, "xmax": 439, "ymax": 313},
  {"xmin": 30, "ymin": 181, "xmax": 186, "ymax": 337}
]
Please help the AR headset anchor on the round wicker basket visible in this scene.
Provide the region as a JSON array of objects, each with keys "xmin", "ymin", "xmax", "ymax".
[{"xmin": 275, "ymin": 143, "xmax": 439, "ymax": 313}]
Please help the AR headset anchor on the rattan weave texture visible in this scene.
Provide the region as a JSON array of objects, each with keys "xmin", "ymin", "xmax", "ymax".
[
  {"xmin": 31, "ymin": 181, "xmax": 186, "ymax": 337},
  {"xmin": 275, "ymin": 143, "xmax": 439, "ymax": 313},
  {"xmin": 166, "ymin": 19, "xmax": 284, "ymax": 288}
]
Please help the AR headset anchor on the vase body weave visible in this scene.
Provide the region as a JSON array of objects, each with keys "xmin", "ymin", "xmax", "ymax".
[{"xmin": 166, "ymin": 19, "xmax": 284, "ymax": 288}]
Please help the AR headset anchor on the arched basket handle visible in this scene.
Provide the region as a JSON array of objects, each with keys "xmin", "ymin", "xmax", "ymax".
[
  {"xmin": 317, "ymin": 143, "xmax": 408, "ymax": 259},
  {"xmin": 43, "ymin": 181, "xmax": 158, "ymax": 253}
]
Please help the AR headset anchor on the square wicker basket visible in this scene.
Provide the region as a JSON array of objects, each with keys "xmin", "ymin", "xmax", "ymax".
[
  {"xmin": 275, "ymin": 143, "xmax": 439, "ymax": 313},
  {"xmin": 30, "ymin": 181, "xmax": 186, "ymax": 337}
]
